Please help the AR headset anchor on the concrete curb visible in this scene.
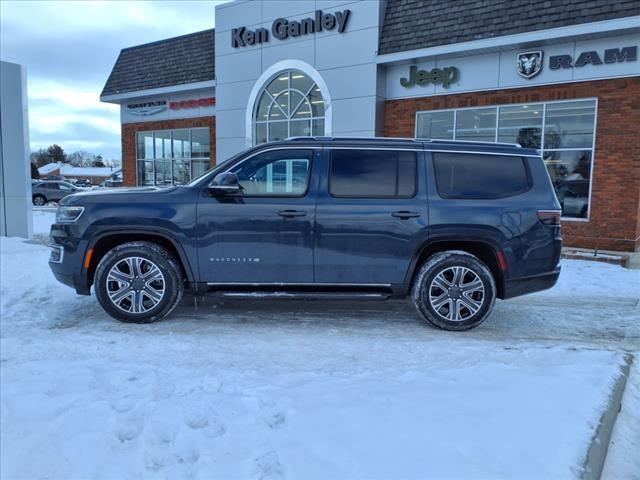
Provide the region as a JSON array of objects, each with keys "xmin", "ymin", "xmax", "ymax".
[{"xmin": 581, "ymin": 353, "xmax": 634, "ymax": 480}]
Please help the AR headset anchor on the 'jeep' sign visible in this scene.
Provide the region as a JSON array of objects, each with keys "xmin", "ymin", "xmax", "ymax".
[
  {"xmin": 232, "ymin": 10, "xmax": 351, "ymax": 48},
  {"xmin": 400, "ymin": 65, "xmax": 460, "ymax": 88}
]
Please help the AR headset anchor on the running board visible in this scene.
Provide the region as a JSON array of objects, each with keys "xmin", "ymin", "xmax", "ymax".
[{"xmin": 207, "ymin": 291, "xmax": 391, "ymax": 300}]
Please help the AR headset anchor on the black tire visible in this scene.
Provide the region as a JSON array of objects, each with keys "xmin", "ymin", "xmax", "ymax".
[
  {"xmin": 94, "ymin": 241, "xmax": 184, "ymax": 323},
  {"xmin": 411, "ymin": 251, "xmax": 496, "ymax": 331},
  {"xmin": 33, "ymin": 195, "xmax": 46, "ymax": 206}
]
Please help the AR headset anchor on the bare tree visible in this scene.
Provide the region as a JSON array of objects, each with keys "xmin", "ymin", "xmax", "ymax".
[{"xmin": 67, "ymin": 151, "xmax": 95, "ymax": 167}]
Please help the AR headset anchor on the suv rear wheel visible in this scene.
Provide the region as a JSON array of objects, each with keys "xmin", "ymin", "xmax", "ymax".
[
  {"xmin": 33, "ymin": 195, "xmax": 46, "ymax": 206},
  {"xmin": 94, "ymin": 241, "xmax": 184, "ymax": 323},
  {"xmin": 411, "ymin": 251, "xmax": 496, "ymax": 331}
]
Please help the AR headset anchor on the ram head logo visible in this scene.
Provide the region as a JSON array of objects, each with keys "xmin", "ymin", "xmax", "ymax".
[{"xmin": 517, "ymin": 51, "xmax": 543, "ymax": 79}]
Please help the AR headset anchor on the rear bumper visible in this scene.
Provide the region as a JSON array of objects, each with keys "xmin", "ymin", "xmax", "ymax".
[{"xmin": 502, "ymin": 267, "xmax": 561, "ymax": 299}]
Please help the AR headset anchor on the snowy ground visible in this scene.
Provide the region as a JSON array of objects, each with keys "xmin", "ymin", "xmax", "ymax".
[{"xmin": 1, "ymin": 213, "xmax": 639, "ymax": 478}]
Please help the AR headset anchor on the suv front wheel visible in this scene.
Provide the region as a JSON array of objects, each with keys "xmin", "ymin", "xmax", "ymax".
[
  {"xmin": 411, "ymin": 251, "xmax": 496, "ymax": 331},
  {"xmin": 94, "ymin": 241, "xmax": 184, "ymax": 323}
]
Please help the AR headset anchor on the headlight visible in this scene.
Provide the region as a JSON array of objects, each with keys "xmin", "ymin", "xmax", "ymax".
[{"xmin": 56, "ymin": 206, "xmax": 85, "ymax": 223}]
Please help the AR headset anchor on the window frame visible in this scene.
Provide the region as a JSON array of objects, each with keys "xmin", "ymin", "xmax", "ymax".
[
  {"xmin": 432, "ymin": 153, "xmax": 533, "ymax": 200},
  {"xmin": 328, "ymin": 148, "xmax": 419, "ymax": 199},
  {"xmin": 415, "ymin": 98, "xmax": 598, "ymax": 221},
  {"xmin": 253, "ymin": 70, "xmax": 325, "ymax": 145},
  {"xmin": 228, "ymin": 148, "xmax": 315, "ymax": 199}
]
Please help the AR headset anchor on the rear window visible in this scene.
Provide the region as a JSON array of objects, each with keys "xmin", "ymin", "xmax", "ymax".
[
  {"xmin": 432, "ymin": 153, "xmax": 530, "ymax": 199},
  {"xmin": 330, "ymin": 150, "xmax": 417, "ymax": 198}
]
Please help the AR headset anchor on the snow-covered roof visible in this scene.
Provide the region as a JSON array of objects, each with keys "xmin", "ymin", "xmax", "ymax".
[
  {"xmin": 38, "ymin": 163, "xmax": 122, "ymax": 177},
  {"xmin": 37, "ymin": 163, "xmax": 60, "ymax": 175}
]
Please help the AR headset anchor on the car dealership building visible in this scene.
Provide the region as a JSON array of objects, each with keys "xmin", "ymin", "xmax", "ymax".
[{"xmin": 101, "ymin": 0, "xmax": 640, "ymax": 252}]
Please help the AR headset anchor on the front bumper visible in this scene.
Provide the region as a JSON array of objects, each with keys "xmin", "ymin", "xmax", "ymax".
[
  {"xmin": 48, "ymin": 222, "xmax": 92, "ymax": 295},
  {"xmin": 502, "ymin": 267, "xmax": 561, "ymax": 299}
]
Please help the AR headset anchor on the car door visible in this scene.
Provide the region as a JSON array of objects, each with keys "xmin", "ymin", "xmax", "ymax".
[
  {"xmin": 314, "ymin": 147, "xmax": 429, "ymax": 285},
  {"xmin": 197, "ymin": 148, "xmax": 319, "ymax": 283},
  {"xmin": 57, "ymin": 182, "xmax": 76, "ymax": 201},
  {"xmin": 43, "ymin": 182, "xmax": 61, "ymax": 201}
]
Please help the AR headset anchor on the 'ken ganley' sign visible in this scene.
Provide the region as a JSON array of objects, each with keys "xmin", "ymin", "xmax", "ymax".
[{"xmin": 232, "ymin": 9, "xmax": 351, "ymax": 48}]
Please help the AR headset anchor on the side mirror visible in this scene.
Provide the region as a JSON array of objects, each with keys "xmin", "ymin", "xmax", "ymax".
[{"xmin": 207, "ymin": 172, "xmax": 242, "ymax": 196}]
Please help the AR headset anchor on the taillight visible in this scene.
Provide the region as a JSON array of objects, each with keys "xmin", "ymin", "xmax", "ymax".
[{"xmin": 538, "ymin": 210, "xmax": 561, "ymax": 226}]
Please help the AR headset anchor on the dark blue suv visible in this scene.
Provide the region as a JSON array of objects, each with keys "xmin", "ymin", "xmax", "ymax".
[{"xmin": 49, "ymin": 137, "xmax": 562, "ymax": 330}]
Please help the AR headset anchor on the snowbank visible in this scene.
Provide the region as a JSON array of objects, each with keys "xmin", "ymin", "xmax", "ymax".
[{"xmin": 1, "ymin": 236, "xmax": 636, "ymax": 478}]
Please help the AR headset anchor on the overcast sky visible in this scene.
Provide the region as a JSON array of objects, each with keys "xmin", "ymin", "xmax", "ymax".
[{"xmin": 1, "ymin": 0, "xmax": 229, "ymax": 161}]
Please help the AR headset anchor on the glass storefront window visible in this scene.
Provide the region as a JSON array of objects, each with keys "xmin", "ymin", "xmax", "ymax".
[
  {"xmin": 135, "ymin": 128, "xmax": 210, "ymax": 186},
  {"xmin": 415, "ymin": 99, "xmax": 597, "ymax": 219},
  {"xmin": 498, "ymin": 104, "xmax": 543, "ymax": 148},
  {"xmin": 455, "ymin": 107, "xmax": 497, "ymax": 142},
  {"xmin": 544, "ymin": 100, "xmax": 596, "ymax": 149},
  {"xmin": 253, "ymin": 70, "xmax": 325, "ymax": 145},
  {"xmin": 191, "ymin": 128, "xmax": 210, "ymax": 158},
  {"xmin": 544, "ymin": 150, "xmax": 592, "ymax": 218},
  {"xmin": 416, "ymin": 110, "xmax": 454, "ymax": 140}
]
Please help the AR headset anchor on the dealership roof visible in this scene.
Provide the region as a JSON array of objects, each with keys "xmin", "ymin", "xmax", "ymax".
[
  {"xmin": 101, "ymin": 29, "xmax": 215, "ymax": 98},
  {"xmin": 379, "ymin": 0, "xmax": 640, "ymax": 55}
]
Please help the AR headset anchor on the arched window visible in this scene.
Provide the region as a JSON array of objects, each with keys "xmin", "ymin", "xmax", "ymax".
[{"xmin": 253, "ymin": 70, "xmax": 325, "ymax": 145}]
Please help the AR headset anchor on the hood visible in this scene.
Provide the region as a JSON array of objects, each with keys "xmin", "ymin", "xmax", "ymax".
[{"xmin": 60, "ymin": 185, "xmax": 181, "ymax": 205}]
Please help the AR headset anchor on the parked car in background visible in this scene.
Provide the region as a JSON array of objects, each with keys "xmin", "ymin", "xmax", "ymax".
[
  {"xmin": 49, "ymin": 137, "xmax": 562, "ymax": 330},
  {"xmin": 98, "ymin": 179, "xmax": 123, "ymax": 188},
  {"xmin": 32, "ymin": 180, "xmax": 86, "ymax": 206}
]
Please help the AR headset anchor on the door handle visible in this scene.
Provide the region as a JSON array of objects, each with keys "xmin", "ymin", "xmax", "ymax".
[
  {"xmin": 391, "ymin": 211, "xmax": 421, "ymax": 219},
  {"xmin": 277, "ymin": 210, "xmax": 307, "ymax": 218}
]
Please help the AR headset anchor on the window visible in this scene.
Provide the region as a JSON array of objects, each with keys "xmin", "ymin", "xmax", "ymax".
[
  {"xmin": 231, "ymin": 149, "xmax": 312, "ymax": 196},
  {"xmin": 416, "ymin": 99, "xmax": 596, "ymax": 218},
  {"xmin": 433, "ymin": 153, "xmax": 530, "ymax": 199},
  {"xmin": 136, "ymin": 128, "xmax": 210, "ymax": 186},
  {"xmin": 330, "ymin": 150, "xmax": 417, "ymax": 198},
  {"xmin": 254, "ymin": 70, "xmax": 325, "ymax": 145}
]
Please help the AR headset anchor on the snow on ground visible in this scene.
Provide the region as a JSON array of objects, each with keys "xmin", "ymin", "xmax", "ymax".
[
  {"xmin": 1, "ymin": 219, "xmax": 639, "ymax": 478},
  {"xmin": 31, "ymin": 208, "xmax": 56, "ymax": 242},
  {"xmin": 602, "ymin": 357, "xmax": 640, "ymax": 479}
]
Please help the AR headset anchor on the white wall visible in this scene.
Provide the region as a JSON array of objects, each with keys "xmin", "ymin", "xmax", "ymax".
[
  {"xmin": 215, "ymin": 0, "xmax": 385, "ymax": 161},
  {"xmin": 0, "ymin": 61, "xmax": 32, "ymax": 238}
]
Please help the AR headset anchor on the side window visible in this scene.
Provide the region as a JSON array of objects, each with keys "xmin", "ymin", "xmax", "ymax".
[
  {"xmin": 329, "ymin": 150, "xmax": 417, "ymax": 198},
  {"xmin": 231, "ymin": 149, "xmax": 313, "ymax": 196},
  {"xmin": 59, "ymin": 183, "xmax": 73, "ymax": 191},
  {"xmin": 45, "ymin": 183, "xmax": 59, "ymax": 190},
  {"xmin": 432, "ymin": 153, "xmax": 530, "ymax": 199}
]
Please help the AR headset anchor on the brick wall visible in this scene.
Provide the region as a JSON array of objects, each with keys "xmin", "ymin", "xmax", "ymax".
[
  {"xmin": 384, "ymin": 77, "xmax": 640, "ymax": 252},
  {"xmin": 121, "ymin": 116, "xmax": 216, "ymax": 187}
]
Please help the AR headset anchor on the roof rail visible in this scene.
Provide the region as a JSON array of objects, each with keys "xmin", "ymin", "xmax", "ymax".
[
  {"xmin": 283, "ymin": 136, "xmax": 522, "ymax": 148},
  {"xmin": 420, "ymin": 138, "xmax": 522, "ymax": 148},
  {"xmin": 285, "ymin": 136, "xmax": 422, "ymax": 142}
]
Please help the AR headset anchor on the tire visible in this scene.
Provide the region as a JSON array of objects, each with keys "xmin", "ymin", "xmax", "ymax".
[
  {"xmin": 94, "ymin": 241, "xmax": 184, "ymax": 323},
  {"xmin": 411, "ymin": 251, "xmax": 496, "ymax": 331},
  {"xmin": 33, "ymin": 195, "xmax": 46, "ymax": 206}
]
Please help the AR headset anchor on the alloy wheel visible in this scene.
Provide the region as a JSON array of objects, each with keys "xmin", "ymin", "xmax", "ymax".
[
  {"xmin": 428, "ymin": 266, "xmax": 485, "ymax": 322},
  {"xmin": 106, "ymin": 256, "xmax": 166, "ymax": 314}
]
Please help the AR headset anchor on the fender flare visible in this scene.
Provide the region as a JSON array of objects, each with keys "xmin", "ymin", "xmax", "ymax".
[
  {"xmin": 404, "ymin": 234, "xmax": 505, "ymax": 287},
  {"xmin": 86, "ymin": 228, "xmax": 196, "ymax": 283}
]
